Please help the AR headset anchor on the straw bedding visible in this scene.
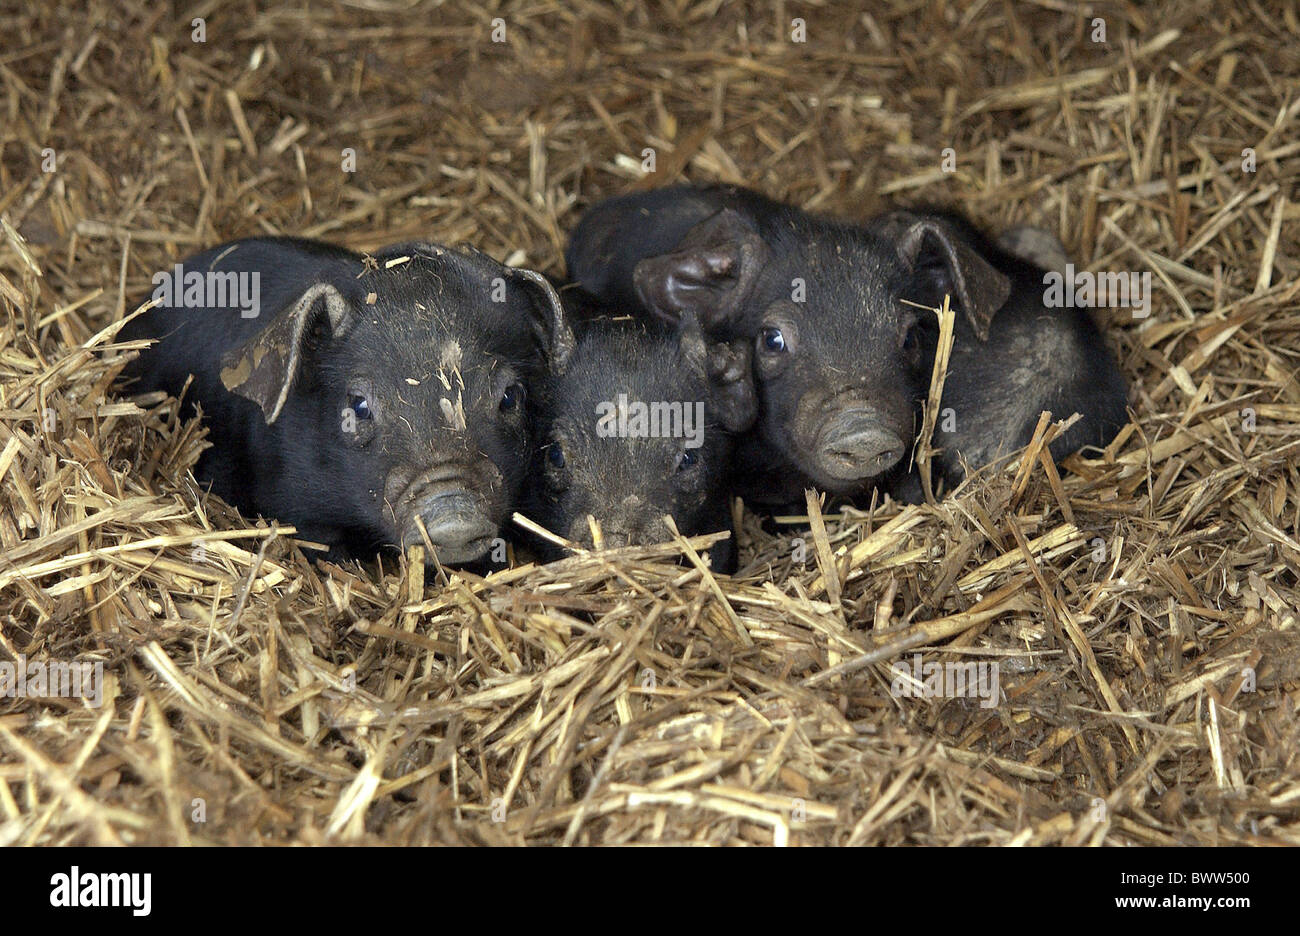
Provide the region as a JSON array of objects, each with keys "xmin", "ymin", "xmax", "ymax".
[{"xmin": 1, "ymin": 0, "xmax": 1297, "ymax": 845}]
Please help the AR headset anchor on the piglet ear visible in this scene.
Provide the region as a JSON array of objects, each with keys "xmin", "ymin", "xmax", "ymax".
[
  {"xmin": 706, "ymin": 338, "xmax": 758, "ymax": 434},
  {"xmin": 220, "ymin": 282, "xmax": 352, "ymax": 424},
  {"xmin": 632, "ymin": 209, "xmax": 769, "ymax": 331},
  {"xmin": 897, "ymin": 219, "xmax": 1010, "ymax": 341},
  {"xmin": 511, "ymin": 267, "xmax": 575, "ymax": 375}
]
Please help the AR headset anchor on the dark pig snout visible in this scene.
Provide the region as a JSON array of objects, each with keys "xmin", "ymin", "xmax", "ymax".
[
  {"xmin": 410, "ymin": 491, "xmax": 498, "ymax": 563},
  {"xmin": 389, "ymin": 463, "xmax": 504, "ymax": 563},
  {"xmin": 814, "ymin": 408, "xmax": 906, "ymax": 481},
  {"xmin": 569, "ymin": 495, "xmax": 670, "ymax": 550}
]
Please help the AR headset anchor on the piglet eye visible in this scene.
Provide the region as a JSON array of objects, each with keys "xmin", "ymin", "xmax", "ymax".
[
  {"xmin": 500, "ymin": 382, "xmax": 525, "ymax": 412},
  {"xmin": 348, "ymin": 394, "xmax": 372, "ymax": 420},
  {"xmin": 676, "ymin": 449, "xmax": 698, "ymax": 472},
  {"xmin": 761, "ymin": 327, "xmax": 787, "ymax": 353},
  {"xmin": 547, "ymin": 443, "xmax": 565, "ymax": 469}
]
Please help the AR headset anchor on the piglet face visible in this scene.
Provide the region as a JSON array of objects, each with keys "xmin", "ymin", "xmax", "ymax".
[
  {"xmin": 221, "ymin": 244, "xmax": 560, "ymax": 566},
  {"xmin": 631, "ymin": 211, "xmax": 931, "ymax": 493},
  {"xmin": 743, "ymin": 238, "xmax": 927, "ymax": 493},
  {"xmin": 630, "ymin": 205, "xmax": 1014, "ymax": 497},
  {"xmin": 528, "ymin": 316, "xmax": 751, "ymax": 568}
]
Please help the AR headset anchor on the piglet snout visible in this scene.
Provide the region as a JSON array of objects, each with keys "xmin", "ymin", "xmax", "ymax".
[
  {"xmin": 815, "ymin": 409, "xmax": 905, "ymax": 481},
  {"xmin": 390, "ymin": 464, "xmax": 503, "ymax": 563},
  {"xmin": 405, "ymin": 490, "xmax": 498, "ymax": 563}
]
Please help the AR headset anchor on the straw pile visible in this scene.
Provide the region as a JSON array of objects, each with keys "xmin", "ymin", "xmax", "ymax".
[{"xmin": 1, "ymin": 0, "xmax": 1297, "ymax": 845}]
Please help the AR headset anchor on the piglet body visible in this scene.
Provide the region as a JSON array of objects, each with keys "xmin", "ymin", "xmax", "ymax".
[
  {"xmin": 869, "ymin": 211, "xmax": 1130, "ymax": 485},
  {"xmin": 121, "ymin": 237, "xmax": 566, "ymax": 566}
]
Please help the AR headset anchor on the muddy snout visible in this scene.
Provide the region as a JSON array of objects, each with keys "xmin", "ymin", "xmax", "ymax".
[
  {"xmin": 568, "ymin": 496, "xmax": 669, "ymax": 550},
  {"xmin": 813, "ymin": 408, "xmax": 906, "ymax": 481},
  {"xmin": 390, "ymin": 467, "xmax": 502, "ymax": 564},
  {"xmin": 408, "ymin": 491, "xmax": 498, "ymax": 563}
]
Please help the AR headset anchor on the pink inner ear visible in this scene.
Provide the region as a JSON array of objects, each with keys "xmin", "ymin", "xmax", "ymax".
[
  {"xmin": 896, "ymin": 222, "xmax": 932, "ymax": 269},
  {"xmin": 704, "ymin": 250, "xmax": 735, "ymax": 275}
]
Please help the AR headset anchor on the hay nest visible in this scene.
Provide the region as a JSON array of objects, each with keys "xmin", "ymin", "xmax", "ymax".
[{"xmin": 1, "ymin": 0, "xmax": 1298, "ymax": 845}]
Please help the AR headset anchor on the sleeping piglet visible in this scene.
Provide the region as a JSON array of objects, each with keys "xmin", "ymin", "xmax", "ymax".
[
  {"xmin": 523, "ymin": 300, "xmax": 756, "ymax": 572},
  {"xmin": 120, "ymin": 237, "xmax": 567, "ymax": 567},
  {"xmin": 566, "ymin": 184, "xmax": 1128, "ymax": 506}
]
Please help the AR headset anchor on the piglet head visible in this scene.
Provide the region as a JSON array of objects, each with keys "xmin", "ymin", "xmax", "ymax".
[
  {"xmin": 220, "ymin": 243, "xmax": 564, "ymax": 566},
  {"xmin": 530, "ymin": 312, "xmax": 752, "ymax": 570},
  {"xmin": 630, "ymin": 206, "xmax": 1012, "ymax": 497}
]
